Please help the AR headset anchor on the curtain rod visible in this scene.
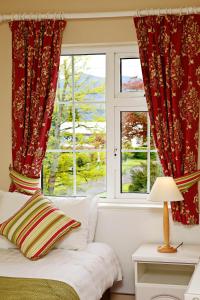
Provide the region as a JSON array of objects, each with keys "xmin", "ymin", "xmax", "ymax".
[{"xmin": 0, "ymin": 7, "xmax": 200, "ymax": 22}]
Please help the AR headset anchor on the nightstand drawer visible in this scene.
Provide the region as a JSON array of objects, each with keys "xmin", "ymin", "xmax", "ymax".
[
  {"xmin": 137, "ymin": 262, "xmax": 194, "ymax": 285},
  {"xmin": 136, "ymin": 284, "xmax": 186, "ymax": 300},
  {"xmin": 184, "ymin": 295, "xmax": 200, "ymax": 300}
]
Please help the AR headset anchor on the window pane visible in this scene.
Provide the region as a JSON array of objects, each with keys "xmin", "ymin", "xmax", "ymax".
[
  {"xmin": 47, "ymin": 103, "xmax": 73, "ymax": 150},
  {"xmin": 43, "ymin": 151, "xmax": 106, "ymax": 197},
  {"xmin": 120, "ymin": 58, "xmax": 144, "ymax": 92},
  {"xmin": 150, "ymin": 152, "xmax": 164, "ymax": 188},
  {"xmin": 76, "ymin": 151, "xmax": 106, "ymax": 196},
  {"xmin": 43, "ymin": 54, "xmax": 106, "ymax": 197},
  {"xmin": 74, "ymin": 55, "xmax": 105, "ymax": 102},
  {"xmin": 57, "ymin": 56, "xmax": 72, "ymax": 102},
  {"xmin": 75, "ymin": 103, "xmax": 106, "ymax": 150},
  {"xmin": 42, "ymin": 152, "xmax": 74, "ymax": 196},
  {"xmin": 121, "ymin": 152, "xmax": 147, "ymax": 193},
  {"xmin": 121, "ymin": 112, "xmax": 147, "ymax": 150}
]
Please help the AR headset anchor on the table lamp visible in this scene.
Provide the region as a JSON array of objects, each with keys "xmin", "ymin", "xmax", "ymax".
[{"xmin": 148, "ymin": 177, "xmax": 184, "ymax": 253}]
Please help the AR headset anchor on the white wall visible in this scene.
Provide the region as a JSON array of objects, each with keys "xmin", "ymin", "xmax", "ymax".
[{"xmin": 95, "ymin": 204, "xmax": 200, "ymax": 294}]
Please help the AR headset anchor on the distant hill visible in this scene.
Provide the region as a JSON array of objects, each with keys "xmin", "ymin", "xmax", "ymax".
[
  {"xmin": 55, "ymin": 73, "xmax": 144, "ymax": 121},
  {"xmin": 59, "ymin": 73, "xmax": 143, "ymax": 90},
  {"xmin": 57, "ymin": 72, "xmax": 105, "ymax": 101},
  {"xmin": 58, "ymin": 72, "xmax": 104, "ymax": 90},
  {"xmin": 57, "ymin": 72, "xmax": 143, "ymax": 99}
]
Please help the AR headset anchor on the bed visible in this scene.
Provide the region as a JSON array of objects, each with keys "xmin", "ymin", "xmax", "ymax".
[{"xmin": 0, "ymin": 191, "xmax": 122, "ymax": 300}]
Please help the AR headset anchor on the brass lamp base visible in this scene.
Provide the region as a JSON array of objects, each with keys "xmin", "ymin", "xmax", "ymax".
[
  {"xmin": 158, "ymin": 245, "xmax": 177, "ymax": 253},
  {"xmin": 157, "ymin": 201, "xmax": 177, "ymax": 254}
]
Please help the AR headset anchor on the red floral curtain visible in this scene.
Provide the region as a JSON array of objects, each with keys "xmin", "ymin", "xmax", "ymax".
[
  {"xmin": 9, "ymin": 20, "xmax": 66, "ymax": 194},
  {"xmin": 134, "ymin": 15, "xmax": 200, "ymax": 224}
]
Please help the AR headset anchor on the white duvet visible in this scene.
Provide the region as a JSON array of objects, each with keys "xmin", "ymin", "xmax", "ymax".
[{"xmin": 0, "ymin": 242, "xmax": 122, "ymax": 300}]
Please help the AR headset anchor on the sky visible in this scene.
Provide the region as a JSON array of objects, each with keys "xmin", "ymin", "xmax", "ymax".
[
  {"xmin": 84, "ymin": 55, "xmax": 143, "ymax": 78},
  {"xmin": 60, "ymin": 54, "xmax": 143, "ymax": 78}
]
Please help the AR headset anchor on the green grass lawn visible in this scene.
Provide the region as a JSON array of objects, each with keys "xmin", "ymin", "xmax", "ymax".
[{"xmin": 122, "ymin": 158, "xmax": 146, "ymax": 174}]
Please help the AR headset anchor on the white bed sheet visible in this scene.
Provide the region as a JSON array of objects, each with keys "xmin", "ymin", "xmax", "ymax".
[{"xmin": 0, "ymin": 242, "xmax": 122, "ymax": 300}]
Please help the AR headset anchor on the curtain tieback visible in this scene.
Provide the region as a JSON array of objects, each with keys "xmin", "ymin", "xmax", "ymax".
[
  {"xmin": 9, "ymin": 167, "xmax": 40, "ymax": 195},
  {"xmin": 175, "ymin": 170, "xmax": 200, "ymax": 193}
]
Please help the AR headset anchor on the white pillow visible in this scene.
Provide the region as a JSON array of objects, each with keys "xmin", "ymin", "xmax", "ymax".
[
  {"xmin": 0, "ymin": 191, "xmax": 29, "ymax": 249},
  {"xmin": 53, "ymin": 195, "xmax": 98, "ymax": 245},
  {"xmin": 53, "ymin": 197, "xmax": 91, "ymax": 250}
]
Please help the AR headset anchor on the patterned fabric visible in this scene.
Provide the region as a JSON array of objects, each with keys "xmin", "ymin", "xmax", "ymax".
[
  {"xmin": 175, "ymin": 170, "xmax": 200, "ymax": 193},
  {"xmin": 9, "ymin": 168, "xmax": 40, "ymax": 195},
  {"xmin": 9, "ymin": 20, "xmax": 66, "ymax": 193},
  {"xmin": 134, "ymin": 15, "xmax": 200, "ymax": 224},
  {"xmin": 0, "ymin": 191, "xmax": 81, "ymax": 260}
]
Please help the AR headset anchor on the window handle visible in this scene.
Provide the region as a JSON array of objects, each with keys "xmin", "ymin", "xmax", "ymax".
[{"xmin": 114, "ymin": 148, "xmax": 118, "ymax": 157}]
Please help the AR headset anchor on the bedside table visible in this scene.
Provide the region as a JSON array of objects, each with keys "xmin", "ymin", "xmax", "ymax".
[{"xmin": 132, "ymin": 244, "xmax": 200, "ymax": 300}]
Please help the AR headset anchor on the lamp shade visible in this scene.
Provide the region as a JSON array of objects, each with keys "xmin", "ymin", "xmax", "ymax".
[{"xmin": 148, "ymin": 177, "xmax": 184, "ymax": 203}]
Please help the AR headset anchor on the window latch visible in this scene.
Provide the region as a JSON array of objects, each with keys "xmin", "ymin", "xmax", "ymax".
[{"xmin": 114, "ymin": 148, "xmax": 118, "ymax": 157}]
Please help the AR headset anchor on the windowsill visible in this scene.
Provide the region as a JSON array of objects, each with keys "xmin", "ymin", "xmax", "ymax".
[
  {"xmin": 97, "ymin": 199, "xmax": 163, "ymax": 209},
  {"xmin": 46, "ymin": 195, "xmax": 163, "ymax": 209},
  {"xmin": 46, "ymin": 195, "xmax": 86, "ymax": 201}
]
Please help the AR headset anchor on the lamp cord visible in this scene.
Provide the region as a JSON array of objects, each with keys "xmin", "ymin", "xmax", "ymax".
[{"xmin": 176, "ymin": 242, "xmax": 183, "ymax": 249}]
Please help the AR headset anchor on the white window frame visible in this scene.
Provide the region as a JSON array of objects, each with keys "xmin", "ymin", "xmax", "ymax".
[{"xmin": 47, "ymin": 43, "xmax": 153, "ymax": 203}]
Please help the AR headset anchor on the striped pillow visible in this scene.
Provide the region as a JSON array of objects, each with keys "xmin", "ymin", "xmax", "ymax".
[
  {"xmin": 9, "ymin": 168, "xmax": 40, "ymax": 195},
  {"xmin": 0, "ymin": 191, "xmax": 81, "ymax": 260}
]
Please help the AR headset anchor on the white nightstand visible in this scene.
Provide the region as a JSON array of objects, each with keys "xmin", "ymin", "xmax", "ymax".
[{"xmin": 132, "ymin": 244, "xmax": 200, "ymax": 300}]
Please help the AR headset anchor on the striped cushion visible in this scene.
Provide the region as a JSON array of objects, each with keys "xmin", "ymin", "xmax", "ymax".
[
  {"xmin": 175, "ymin": 170, "xmax": 200, "ymax": 192},
  {"xmin": 0, "ymin": 191, "xmax": 81, "ymax": 260},
  {"xmin": 10, "ymin": 168, "xmax": 40, "ymax": 195}
]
